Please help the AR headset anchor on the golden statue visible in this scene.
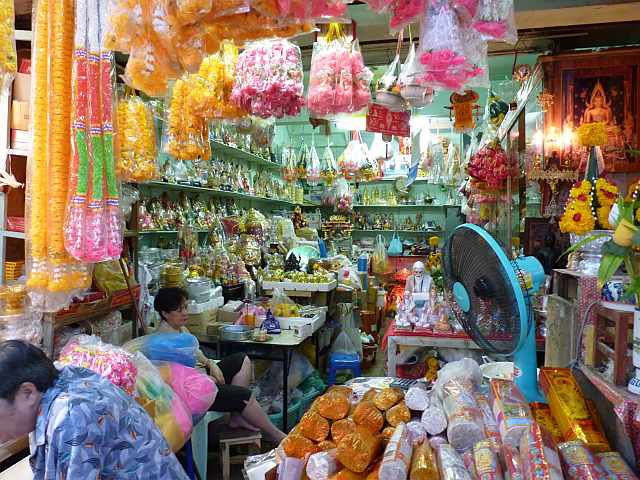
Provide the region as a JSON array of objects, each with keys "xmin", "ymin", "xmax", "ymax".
[{"xmin": 583, "ymin": 81, "xmax": 614, "ymax": 125}]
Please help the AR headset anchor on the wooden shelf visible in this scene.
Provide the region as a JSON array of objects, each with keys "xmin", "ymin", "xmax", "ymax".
[
  {"xmin": 353, "ymin": 204, "xmax": 453, "ymax": 209},
  {"xmin": 1, "ymin": 231, "xmax": 25, "ymax": 239},
  {"xmin": 210, "ymin": 140, "xmax": 281, "ymax": 170},
  {"xmin": 0, "ymin": 437, "xmax": 27, "ymax": 464},
  {"xmin": 138, "ymin": 181, "xmax": 297, "ymax": 206}
]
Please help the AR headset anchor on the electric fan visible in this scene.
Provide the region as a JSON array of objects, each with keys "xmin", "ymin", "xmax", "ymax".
[{"xmin": 442, "ymin": 224, "xmax": 546, "ymax": 402}]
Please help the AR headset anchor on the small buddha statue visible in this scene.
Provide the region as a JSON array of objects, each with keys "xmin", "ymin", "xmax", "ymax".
[{"xmin": 583, "ymin": 81, "xmax": 613, "ymax": 125}]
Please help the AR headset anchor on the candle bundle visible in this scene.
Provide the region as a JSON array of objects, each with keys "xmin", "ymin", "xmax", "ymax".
[
  {"xmin": 231, "ymin": 39, "xmax": 305, "ymax": 119},
  {"xmin": 63, "ymin": 0, "xmax": 123, "ymax": 264},
  {"xmin": 0, "ymin": 0, "xmax": 16, "ymax": 92},
  {"xmin": 115, "ymin": 95, "xmax": 158, "ymax": 181},
  {"xmin": 26, "ymin": 0, "xmax": 92, "ymax": 311}
]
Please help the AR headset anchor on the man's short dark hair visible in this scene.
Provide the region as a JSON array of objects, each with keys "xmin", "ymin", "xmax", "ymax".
[
  {"xmin": 154, "ymin": 287, "xmax": 189, "ymax": 320},
  {"xmin": 0, "ymin": 340, "xmax": 59, "ymax": 401}
]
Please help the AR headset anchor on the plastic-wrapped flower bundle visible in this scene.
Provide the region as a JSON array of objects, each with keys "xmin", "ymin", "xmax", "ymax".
[
  {"xmin": 27, "ymin": 0, "xmax": 93, "ymax": 311},
  {"xmin": 198, "ymin": 41, "xmax": 247, "ymax": 120},
  {"xmin": 417, "ymin": 0, "xmax": 487, "ymax": 92},
  {"xmin": 58, "ymin": 335, "xmax": 138, "ymax": 395},
  {"xmin": 0, "ymin": 0, "xmax": 17, "ymax": 92},
  {"xmin": 308, "ymin": 25, "xmax": 372, "ymax": 119},
  {"xmin": 231, "ymin": 39, "xmax": 304, "ymax": 119},
  {"xmin": 389, "ymin": 0, "xmax": 427, "ymax": 33},
  {"xmin": 164, "ymin": 75, "xmax": 211, "ymax": 160},
  {"xmin": 467, "ymin": 141, "xmax": 511, "ymax": 189},
  {"xmin": 116, "ymin": 95, "xmax": 158, "ymax": 182},
  {"xmin": 471, "ymin": 0, "xmax": 517, "ymax": 44}
]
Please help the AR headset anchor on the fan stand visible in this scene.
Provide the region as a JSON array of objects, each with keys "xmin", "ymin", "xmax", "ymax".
[{"xmin": 514, "ymin": 320, "xmax": 545, "ymax": 403}]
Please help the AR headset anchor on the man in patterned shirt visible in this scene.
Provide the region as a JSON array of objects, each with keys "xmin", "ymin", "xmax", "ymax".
[{"xmin": 0, "ymin": 340, "xmax": 190, "ymax": 479}]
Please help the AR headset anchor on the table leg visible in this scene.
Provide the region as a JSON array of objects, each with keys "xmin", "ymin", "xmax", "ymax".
[
  {"xmin": 314, "ymin": 331, "xmax": 320, "ymax": 370},
  {"xmin": 283, "ymin": 347, "xmax": 290, "ymax": 432},
  {"xmin": 387, "ymin": 336, "xmax": 397, "ymax": 377}
]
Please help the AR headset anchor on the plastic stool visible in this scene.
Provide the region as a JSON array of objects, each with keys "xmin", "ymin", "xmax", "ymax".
[
  {"xmin": 327, "ymin": 352, "xmax": 361, "ymax": 385},
  {"xmin": 219, "ymin": 427, "xmax": 262, "ymax": 480},
  {"xmin": 191, "ymin": 411, "xmax": 225, "ymax": 480}
]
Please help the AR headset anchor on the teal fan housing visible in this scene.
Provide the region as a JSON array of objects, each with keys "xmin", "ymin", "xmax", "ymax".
[{"xmin": 442, "ymin": 224, "xmax": 546, "ymax": 403}]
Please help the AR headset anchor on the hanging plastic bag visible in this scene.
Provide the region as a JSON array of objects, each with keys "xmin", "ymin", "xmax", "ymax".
[
  {"xmin": 331, "ymin": 330, "xmax": 358, "ymax": 356},
  {"xmin": 417, "ymin": 0, "xmax": 487, "ymax": 92},
  {"xmin": 307, "ymin": 138, "xmax": 322, "ymax": 186},
  {"xmin": 389, "ymin": 0, "xmax": 427, "ymax": 34},
  {"xmin": 297, "ymin": 142, "xmax": 310, "ymax": 181},
  {"xmin": 372, "ymin": 234, "xmax": 389, "ymax": 275},
  {"xmin": 351, "ymin": 39, "xmax": 373, "ymax": 113},
  {"xmin": 116, "ymin": 91, "xmax": 158, "ymax": 182},
  {"xmin": 472, "ymin": 0, "xmax": 517, "ymax": 45},
  {"xmin": 369, "ymin": 133, "xmax": 389, "ymax": 165},
  {"xmin": 361, "ymin": 0, "xmax": 393, "ymax": 14},
  {"xmin": 399, "ymin": 42, "xmax": 434, "ymax": 108},
  {"xmin": 330, "ymin": 177, "xmax": 353, "ymax": 213},
  {"xmin": 376, "ymin": 38, "xmax": 404, "ymax": 111},
  {"xmin": 0, "ymin": 0, "xmax": 17, "ymax": 94},
  {"xmin": 320, "ymin": 144, "xmax": 339, "ymax": 185},
  {"xmin": 339, "ymin": 135, "xmax": 366, "ymax": 177},
  {"xmin": 308, "ymin": 25, "xmax": 353, "ymax": 119}
]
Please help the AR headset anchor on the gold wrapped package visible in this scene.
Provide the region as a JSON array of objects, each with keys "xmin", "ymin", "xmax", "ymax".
[{"xmin": 539, "ymin": 368, "xmax": 610, "ymax": 452}]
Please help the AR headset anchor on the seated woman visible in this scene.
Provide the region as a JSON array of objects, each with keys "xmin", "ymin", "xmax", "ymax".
[{"xmin": 154, "ymin": 287, "xmax": 286, "ymax": 443}]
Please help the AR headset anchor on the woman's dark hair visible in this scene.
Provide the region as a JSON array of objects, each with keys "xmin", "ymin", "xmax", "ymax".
[
  {"xmin": 0, "ymin": 340, "xmax": 59, "ymax": 401},
  {"xmin": 154, "ymin": 287, "xmax": 189, "ymax": 319}
]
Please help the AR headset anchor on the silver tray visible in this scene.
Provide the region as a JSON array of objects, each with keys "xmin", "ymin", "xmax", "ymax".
[{"xmin": 221, "ymin": 324, "xmax": 252, "ymax": 342}]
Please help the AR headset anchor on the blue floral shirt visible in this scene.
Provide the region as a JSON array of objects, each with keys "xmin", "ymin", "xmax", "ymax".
[{"xmin": 29, "ymin": 366, "xmax": 189, "ymax": 480}]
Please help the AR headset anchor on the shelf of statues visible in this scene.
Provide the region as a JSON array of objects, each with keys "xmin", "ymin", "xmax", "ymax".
[
  {"xmin": 352, "ymin": 211, "xmax": 442, "ymax": 233},
  {"xmin": 321, "ymin": 215, "xmax": 353, "ymax": 240},
  {"xmin": 353, "ymin": 187, "xmax": 453, "ymax": 208},
  {"xmin": 141, "ymin": 157, "xmax": 302, "ymax": 205},
  {"xmin": 137, "ymin": 193, "xmax": 243, "ymax": 233},
  {"xmin": 209, "ymin": 121, "xmax": 280, "ymax": 169}
]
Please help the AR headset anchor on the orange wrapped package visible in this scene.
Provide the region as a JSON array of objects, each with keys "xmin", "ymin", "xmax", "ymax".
[
  {"xmin": 352, "ymin": 401, "xmax": 384, "ymax": 434},
  {"xmin": 283, "ymin": 433, "xmax": 319, "ymax": 459},
  {"xmin": 366, "ymin": 462, "xmax": 381, "ymax": 480},
  {"xmin": 381, "ymin": 427, "xmax": 396, "ymax": 445},
  {"xmin": 299, "ymin": 411, "xmax": 330, "ymax": 443},
  {"xmin": 330, "ymin": 469, "xmax": 367, "ymax": 480},
  {"xmin": 337, "ymin": 429, "xmax": 382, "ymax": 473},
  {"xmin": 374, "ymin": 388, "xmax": 404, "ymax": 411},
  {"xmin": 318, "ymin": 440, "xmax": 337, "ymax": 451},
  {"xmin": 386, "ymin": 401, "xmax": 411, "ymax": 427},
  {"xmin": 328, "ymin": 386, "xmax": 353, "ymax": 397},
  {"xmin": 318, "ymin": 392, "xmax": 350, "ymax": 420},
  {"xmin": 332, "ymin": 418, "xmax": 357, "ymax": 443},
  {"xmin": 363, "ymin": 390, "xmax": 378, "ymax": 403}
]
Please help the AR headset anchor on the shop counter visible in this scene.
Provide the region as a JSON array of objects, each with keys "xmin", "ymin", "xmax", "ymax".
[{"xmin": 0, "ymin": 457, "xmax": 31, "ymax": 480}]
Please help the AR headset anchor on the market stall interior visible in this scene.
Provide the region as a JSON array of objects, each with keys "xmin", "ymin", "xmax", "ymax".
[{"xmin": 2, "ymin": 0, "xmax": 640, "ymax": 478}]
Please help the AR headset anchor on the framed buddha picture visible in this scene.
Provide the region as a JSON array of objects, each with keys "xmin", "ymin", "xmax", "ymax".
[{"xmin": 540, "ymin": 49, "xmax": 640, "ymax": 173}]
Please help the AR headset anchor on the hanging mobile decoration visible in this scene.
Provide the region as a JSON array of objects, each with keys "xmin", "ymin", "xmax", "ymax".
[
  {"xmin": 537, "ymin": 89, "xmax": 554, "ymax": 113},
  {"xmin": 446, "ymin": 90, "xmax": 480, "ymax": 132},
  {"xmin": 64, "ymin": 0, "xmax": 123, "ymax": 263},
  {"xmin": 27, "ymin": 0, "xmax": 93, "ymax": 311}
]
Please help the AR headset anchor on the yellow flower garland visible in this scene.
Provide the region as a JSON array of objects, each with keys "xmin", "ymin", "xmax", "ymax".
[
  {"xmin": 595, "ymin": 178, "xmax": 618, "ymax": 207},
  {"xmin": 576, "ymin": 122, "xmax": 607, "ymax": 147},
  {"xmin": 560, "ymin": 202, "xmax": 596, "ymax": 235}
]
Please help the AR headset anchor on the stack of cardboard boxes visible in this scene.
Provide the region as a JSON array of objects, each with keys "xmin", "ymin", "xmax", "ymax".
[{"xmin": 9, "ymin": 62, "xmax": 30, "ymax": 151}]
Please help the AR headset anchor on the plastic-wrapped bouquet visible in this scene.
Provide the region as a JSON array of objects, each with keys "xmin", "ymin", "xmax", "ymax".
[
  {"xmin": 417, "ymin": 0, "xmax": 487, "ymax": 92},
  {"xmin": 307, "ymin": 25, "xmax": 372, "ymax": 118},
  {"xmin": 467, "ymin": 141, "xmax": 511, "ymax": 189},
  {"xmin": 231, "ymin": 39, "xmax": 305, "ymax": 118}
]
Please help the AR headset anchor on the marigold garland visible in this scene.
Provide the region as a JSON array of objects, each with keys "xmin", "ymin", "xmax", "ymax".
[
  {"xmin": 595, "ymin": 178, "xmax": 618, "ymax": 207},
  {"xmin": 597, "ymin": 206, "xmax": 612, "ymax": 230},
  {"xmin": 560, "ymin": 202, "xmax": 595, "ymax": 235},
  {"xmin": 577, "ymin": 122, "xmax": 607, "ymax": 147}
]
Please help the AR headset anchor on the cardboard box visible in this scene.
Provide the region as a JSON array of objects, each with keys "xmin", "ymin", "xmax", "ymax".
[
  {"xmin": 12, "ymin": 73, "xmax": 30, "ymax": 101},
  {"xmin": 10, "ymin": 101, "xmax": 29, "ymax": 130},
  {"xmin": 10, "ymin": 128, "xmax": 31, "ymax": 150}
]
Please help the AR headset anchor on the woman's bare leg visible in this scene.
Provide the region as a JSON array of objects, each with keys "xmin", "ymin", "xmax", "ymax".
[
  {"xmin": 240, "ymin": 395, "xmax": 286, "ymax": 442},
  {"xmin": 230, "ymin": 356, "xmax": 252, "ymax": 387}
]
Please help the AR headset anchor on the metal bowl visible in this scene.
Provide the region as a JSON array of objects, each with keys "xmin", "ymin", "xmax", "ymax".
[{"xmin": 221, "ymin": 325, "xmax": 252, "ymax": 342}]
